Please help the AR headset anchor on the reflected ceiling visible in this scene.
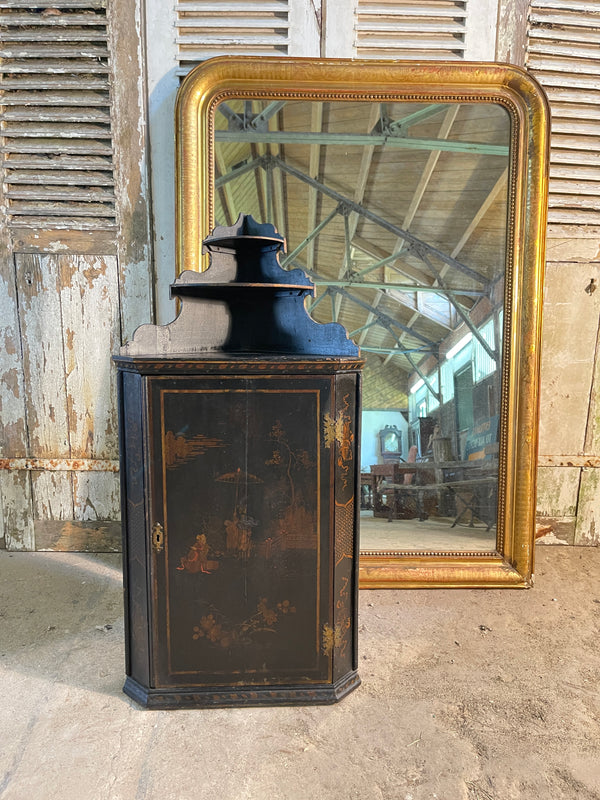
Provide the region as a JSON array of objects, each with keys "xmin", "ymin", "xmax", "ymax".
[{"xmin": 213, "ymin": 99, "xmax": 510, "ymax": 384}]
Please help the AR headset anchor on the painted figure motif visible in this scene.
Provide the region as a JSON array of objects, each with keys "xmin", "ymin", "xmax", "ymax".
[{"xmin": 176, "ymin": 533, "xmax": 219, "ymax": 574}]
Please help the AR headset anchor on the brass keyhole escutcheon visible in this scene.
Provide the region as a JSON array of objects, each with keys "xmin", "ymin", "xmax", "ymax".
[{"xmin": 152, "ymin": 522, "xmax": 164, "ymax": 553}]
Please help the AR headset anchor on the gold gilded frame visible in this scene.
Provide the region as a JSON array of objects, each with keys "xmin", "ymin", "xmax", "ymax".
[{"xmin": 175, "ymin": 57, "xmax": 549, "ymax": 588}]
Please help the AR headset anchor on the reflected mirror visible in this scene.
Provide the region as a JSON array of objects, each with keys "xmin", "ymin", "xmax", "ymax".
[{"xmin": 175, "ymin": 58, "xmax": 549, "ymax": 587}]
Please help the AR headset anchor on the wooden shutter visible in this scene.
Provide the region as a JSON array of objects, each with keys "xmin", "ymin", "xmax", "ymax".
[
  {"xmin": 176, "ymin": 0, "xmax": 293, "ymax": 73},
  {"xmin": 0, "ymin": 1, "xmax": 116, "ymax": 232},
  {"xmin": 353, "ymin": 0, "xmax": 497, "ymax": 60},
  {"xmin": 526, "ymin": 0, "xmax": 600, "ymax": 225}
]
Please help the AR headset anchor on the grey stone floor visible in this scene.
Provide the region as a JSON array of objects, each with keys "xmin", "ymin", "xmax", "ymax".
[{"xmin": 1, "ymin": 546, "xmax": 599, "ymax": 800}]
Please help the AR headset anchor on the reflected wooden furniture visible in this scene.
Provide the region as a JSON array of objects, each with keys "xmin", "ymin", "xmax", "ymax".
[
  {"xmin": 360, "ymin": 473, "xmax": 374, "ymax": 510},
  {"xmin": 369, "ymin": 463, "xmax": 398, "ymax": 518},
  {"xmin": 380, "ymin": 461, "xmax": 498, "ymax": 529}
]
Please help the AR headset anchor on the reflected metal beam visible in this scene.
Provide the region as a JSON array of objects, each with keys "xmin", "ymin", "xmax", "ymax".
[
  {"xmin": 418, "ymin": 249, "xmax": 498, "ymax": 362},
  {"xmin": 406, "ymin": 353, "xmax": 440, "ymax": 402},
  {"xmin": 312, "ymin": 279, "xmax": 485, "ymax": 298},
  {"xmin": 281, "ymin": 205, "xmax": 339, "ymax": 267},
  {"xmin": 269, "ymin": 154, "xmax": 490, "ymax": 287},
  {"xmin": 330, "ymin": 286, "xmax": 437, "ymax": 348},
  {"xmin": 361, "ymin": 346, "xmax": 435, "ymax": 356},
  {"xmin": 387, "ymin": 104, "xmax": 448, "ymax": 133},
  {"xmin": 215, "ymin": 129, "xmax": 508, "ymax": 156}
]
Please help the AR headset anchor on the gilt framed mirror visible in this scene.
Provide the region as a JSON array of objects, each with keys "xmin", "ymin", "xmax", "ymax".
[{"xmin": 175, "ymin": 57, "xmax": 549, "ymax": 588}]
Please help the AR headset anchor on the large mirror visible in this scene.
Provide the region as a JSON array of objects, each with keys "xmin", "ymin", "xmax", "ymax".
[{"xmin": 175, "ymin": 58, "xmax": 549, "ymax": 587}]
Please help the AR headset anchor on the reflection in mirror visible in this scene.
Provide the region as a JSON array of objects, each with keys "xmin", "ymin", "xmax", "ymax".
[{"xmin": 213, "ymin": 98, "xmax": 510, "ymax": 554}]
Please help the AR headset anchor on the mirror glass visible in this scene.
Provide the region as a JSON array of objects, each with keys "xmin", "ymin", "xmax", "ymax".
[{"xmin": 213, "ymin": 98, "xmax": 510, "ymax": 554}]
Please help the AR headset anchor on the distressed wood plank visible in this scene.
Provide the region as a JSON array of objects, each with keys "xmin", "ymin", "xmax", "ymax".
[
  {"xmin": 574, "ymin": 467, "xmax": 600, "ymax": 545},
  {"xmin": 545, "ymin": 238, "xmax": 600, "ymax": 262},
  {"xmin": 58, "ymin": 254, "xmax": 120, "ymax": 459},
  {"xmin": 535, "ymin": 517, "xmax": 575, "ymax": 545},
  {"xmin": 0, "ymin": 470, "xmax": 34, "ymax": 550},
  {"xmin": 72, "ymin": 471, "xmax": 120, "ymax": 521},
  {"xmin": 538, "ymin": 262, "xmax": 600, "ymax": 455},
  {"xmin": 0, "ymin": 96, "xmax": 33, "ymax": 549},
  {"xmin": 30, "ymin": 470, "xmax": 73, "ymax": 520},
  {"xmin": 14, "ymin": 253, "xmax": 70, "ymax": 459},
  {"xmin": 0, "ymin": 252, "xmax": 28, "ymax": 459},
  {"xmin": 584, "ymin": 285, "xmax": 600, "ymax": 455},
  {"xmin": 107, "ymin": 0, "xmax": 154, "ymax": 342},
  {"xmin": 34, "ymin": 519, "xmax": 121, "ymax": 552},
  {"xmin": 536, "ymin": 465, "xmax": 581, "ymax": 518},
  {"xmin": 496, "ymin": 0, "xmax": 529, "ymax": 64},
  {"xmin": 539, "ymin": 454, "xmax": 600, "ymax": 467},
  {"xmin": 9, "ymin": 228, "xmax": 118, "ymax": 255}
]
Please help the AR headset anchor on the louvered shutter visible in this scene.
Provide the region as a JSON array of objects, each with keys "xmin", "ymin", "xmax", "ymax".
[
  {"xmin": 0, "ymin": 1, "xmax": 116, "ymax": 232},
  {"xmin": 353, "ymin": 0, "xmax": 497, "ymax": 60},
  {"xmin": 145, "ymin": 0, "xmax": 320, "ymax": 322},
  {"xmin": 526, "ymin": 0, "xmax": 600, "ymax": 225},
  {"xmin": 176, "ymin": 0, "xmax": 294, "ymax": 73}
]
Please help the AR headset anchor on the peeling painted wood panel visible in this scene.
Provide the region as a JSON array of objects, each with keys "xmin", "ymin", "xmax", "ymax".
[
  {"xmin": 0, "ymin": 172, "xmax": 33, "ymax": 550},
  {"xmin": 30, "ymin": 471, "xmax": 73, "ymax": 521},
  {"xmin": 536, "ymin": 465, "xmax": 580, "ymax": 517},
  {"xmin": 9, "ymin": 229, "xmax": 118, "ymax": 255},
  {"xmin": 538, "ymin": 261, "xmax": 600, "ymax": 455},
  {"xmin": 108, "ymin": 0, "xmax": 154, "ymax": 342},
  {"xmin": 0, "ymin": 471, "xmax": 34, "ymax": 551},
  {"xmin": 574, "ymin": 467, "xmax": 600, "ymax": 545},
  {"xmin": 535, "ymin": 517, "xmax": 575, "ymax": 545},
  {"xmin": 59, "ymin": 255, "xmax": 120, "ymax": 459},
  {"xmin": 584, "ymin": 293, "xmax": 600, "ymax": 455},
  {"xmin": 0, "ymin": 257, "xmax": 28, "ymax": 459},
  {"xmin": 72, "ymin": 471, "xmax": 120, "ymax": 521},
  {"xmin": 14, "ymin": 254, "xmax": 70, "ymax": 459}
]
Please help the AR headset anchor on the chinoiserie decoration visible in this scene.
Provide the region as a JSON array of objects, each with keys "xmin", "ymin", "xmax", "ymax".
[{"xmin": 115, "ymin": 214, "xmax": 363, "ymax": 708}]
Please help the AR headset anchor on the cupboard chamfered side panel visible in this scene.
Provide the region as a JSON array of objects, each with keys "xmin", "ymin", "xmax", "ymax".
[
  {"xmin": 119, "ymin": 369, "xmax": 151, "ymax": 686},
  {"xmin": 331, "ymin": 371, "xmax": 360, "ymax": 682}
]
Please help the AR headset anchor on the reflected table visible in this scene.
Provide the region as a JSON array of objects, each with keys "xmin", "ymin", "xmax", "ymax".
[{"xmin": 378, "ymin": 460, "xmax": 498, "ymax": 529}]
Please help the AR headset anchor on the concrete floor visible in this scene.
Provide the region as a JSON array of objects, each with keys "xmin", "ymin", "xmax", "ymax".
[{"xmin": 1, "ymin": 546, "xmax": 599, "ymax": 800}]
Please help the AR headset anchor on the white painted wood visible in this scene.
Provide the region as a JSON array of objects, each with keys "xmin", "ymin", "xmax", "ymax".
[
  {"xmin": 537, "ymin": 466, "xmax": 580, "ymax": 518},
  {"xmin": 0, "ymin": 210, "xmax": 33, "ymax": 549},
  {"xmin": 527, "ymin": 1, "xmax": 600, "ymax": 225},
  {"xmin": 58, "ymin": 255, "xmax": 120, "ymax": 459},
  {"xmin": 538, "ymin": 261, "xmax": 600, "ymax": 456},
  {"xmin": 145, "ymin": 0, "xmax": 179, "ymax": 325},
  {"xmin": 107, "ymin": 0, "xmax": 154, "ymax": 344},
  {"xmin": 353, "ymin": 0, "xmax": 496, "ymax": 61},
  {"xmin": 324, "ymin": 0, "xmax": 356, "ymax": 57},
  {"xmin": 289, "ymin": 0, "xmax": 321, "ymax": 56},
  {"xmin": 31, "ymin": 471, "xmax": 74, "ymax": 521},
  {"xmin": 574, "ymin": 467, "xmax": 600, "ymax": 546},
  {"xmin": 15, "ymin": 254, "xmax": 70, "ymax": 459},
  {"xmin": 0, "ymin": 471, "xmax": 34, "ymax": 550},
  {"xmin": 72, "ymin": 471, "xmax": 120, "ymax": 521},
  {"xmin": 463, "ymin": 0, "xmax": 499, "ymax": 59}
]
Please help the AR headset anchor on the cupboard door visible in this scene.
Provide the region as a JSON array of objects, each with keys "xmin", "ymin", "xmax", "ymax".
[{"xmin": 148, "ymin": 375, "xmax": 334, "ymax": 690}]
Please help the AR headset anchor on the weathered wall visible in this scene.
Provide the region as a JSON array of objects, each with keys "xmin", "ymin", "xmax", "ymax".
[
  {"xmin": 536, "ymin": 227, "xmax": 600, "ymax": 545},
  {"xmin": 0, "ymin": 0, "xmax": 152, "ymax": 552}
]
